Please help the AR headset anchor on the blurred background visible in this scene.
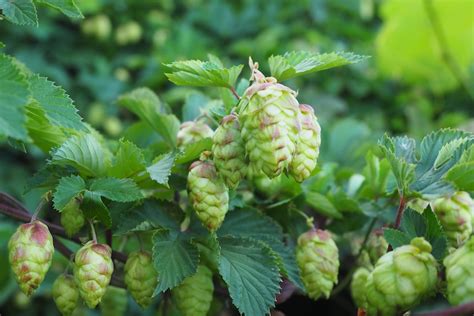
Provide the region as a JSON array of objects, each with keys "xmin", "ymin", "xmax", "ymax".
[{"xmin": 0, "ymin": 0, "xmax": 473, "ymax": 315}]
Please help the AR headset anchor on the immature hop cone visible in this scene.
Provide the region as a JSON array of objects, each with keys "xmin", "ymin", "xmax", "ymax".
[
  {"xmin": 61, "ymin": 198, "xmax": 85, "ymax": 237},
  {"xmin": 73, "ymin": 241, "xmax": 114, "ymax": 308},
  {"xmin": 351, "ymin": 267, "xmax": 370, "ymax": 309},
  {"xmin": 432, "ymin": 191, "xmax": 473, "ymax": 248},
  {"xmin": 365, "ymin": 237, "xmax": 437, "ymax": 316},
  {"xmin": 177, "ymin": 121, "xmax": 213, "ymax": 148},
  {"xmin": 52, "ymin": 274, "xmax": 79, "ymax": 316},
  {"xmin": 8, "ymin": 220, "xmax": 54, "ymax": 296},
  {"xmin": 188, "ymin": 152, "xmax": 229, "ymax": 231},
  {"xmin": 444, "ymin": 236, "xmax": 474, "ymax": 306},
  {"xmin": 296, "ymin": 229, "xmax": 339, "ymax": 300},
  {"xmin": 124, "ymin": 251, "xmax": 158, "ymax": 308},
  {"xmin": 212, "ymin": 114, "xmax": 247, "ymax": 189},
  {"xmin": 238, "ymin": 61, "xmax": 300, "ymax": 179},
  {"xmin": 172, "ymin": 265, "xmax": 214, "ymax": 316},
  {"xmin": 289, "ymin": 104, "xmax": 321, "ymax": 182},
  {"xmin": 100, "ymin": 286, "xmax": 128, "ymax": 316}
]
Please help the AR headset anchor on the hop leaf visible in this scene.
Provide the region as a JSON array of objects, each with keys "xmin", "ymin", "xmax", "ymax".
[
  {"xmin": 52, "ymin": 274, "xmax": 79, "ymax": 316},
  {"xmin": 8, "ymin": 221, "xmax": 54, "ymax": 296},
  {"xmin": 100, "ymin": 286, "xmax": 128, "ymax": 316},
  {"xmin": 124, "ymin": 251, "xmax": 158, "ymax": 308},
  {"xmin": 73, "ymin": 241, "xmax": 113, "ymax": 308}
]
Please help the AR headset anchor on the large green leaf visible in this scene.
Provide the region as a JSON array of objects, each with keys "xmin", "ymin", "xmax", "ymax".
[
  {"xmin": 35, "ymin": 0, "xmax": 83, "ymax": 18},
  {"xmin": 304, "ymin": 191, "xmax": 342, "ymax": 218},
  {"xmin": 89, "ymin": 177, "xmax": 143, "ymax": 202},
  {"xmin": 107, "ymin": 140, "xmax": 146, "ymax": 179},
  {"xmin": 0, "ymin": 0, "xmax": 38, "ymax": 26},
  {"xmin": 147, "ymin": 152, "xmax": 177, "ymax": 186},
  {"xmin": 81, "ymin": 190, "xmax": 112, "ymax": 228},
  {"xmin": 53, "ymin": 175, "xmax": 86, "ymax": 211}
]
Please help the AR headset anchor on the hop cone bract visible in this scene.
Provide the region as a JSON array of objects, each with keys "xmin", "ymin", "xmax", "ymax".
[
  {"xmin": 296, "ymin": 229, "xmax": 339, "ymax": 300},
  {"xmin": 188, "ymin": 152, "xmax": 229, "ymax": 231},
  {"xmin": 444, "ymin": 236, "xmax": 474, "ymax": 305},
  {"xmin": 365, "ymin": 237, "xmax": 437, "ymax": 316},
  {"xmin": 124, "ymin": 251, "xmax": 157, "ymax": 308},
  {"xmin": 100, "ymin": 286, "xmax": 128, "ymax": 316},
  {"xmin": 61, "ymin": 198, "xmax": 85, "ymax": 237},
  {"xmin": 172, "ymin": 265, "xmax": 214, "ymax": 316},
  {"xmin": 52, "ymin": 274, "xmax": 79, "ymax": 316},
  {"xmin": 8, "ymin": 220, "xmax": 54, "ymax": 296},
  {"xmin": 351, "ymin": 267, "xmax": 370, "ymax": 309},
  {"xmin": 177, "ymin": 121, "xmax": 213, "ymax": 148},
  {"xmin": 289, "ymin": 104, "xmax": 321, "ymax": 182},
  {"xmin": 212, "ymin": 114, "xmax": 247, "ymax": 189},
  {"xmin": 432, "ymin": 191, "xmax": 473, "ymax": 247},
  {"xmin": 73, "ymin": 241, "xmax": 114, "ymax": 308}
]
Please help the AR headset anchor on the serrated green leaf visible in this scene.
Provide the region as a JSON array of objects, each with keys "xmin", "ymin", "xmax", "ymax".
[
  {"xmin": 423, "ymin": 208, "xmax": 448, "ymax": 261},
  {"xmin": 433, "ymin": 138, "xmax": 469, "ymax": 169},
  {"xmin": 117, "ymin": 88, "xmax": 179, "ymax": 147},
  {"xmin": 108, "ymin": 140, "xmax": 146, "ymax": 178},
  {"xmin": 0, "ymin": 54, "xmax": 29, "ymax": 141},
  {"xmin": 0, "ymin": 0, "xmax": 38, "ymax": 26},
  {"xmin": 304, "ymin": 191, "xmax": 342, "ymax": 218},
  {"xmin": 165, "ymin": 59, "xmax": 243, "ymax": 88},
  {"xmin": 269, "ymin": 51, "xmax": 369, "ymax": 81},
  {"xmin": 81, "ymin": 190, "xmax": 111, "ymax": 228},
  {"xmin": 147, "ymin": 152, "xmax": 177, "ymax": 186},
  {"xmin": 25, "ymin": 164, "xmax": 73, "ymax": 193},
  {"xmin": 218, "ymin": 237, "xmax": 281, "ymax": 316},
  {"xmin": 28, "ymin": 75, "xmax": 86, "ymax": 131},
  {"xmin": 175, "ymin": 138, "xmax": 213, "ymax": 164},
  {"xmin": 401, "ymin": 208, "xmax": 426, "ymax": 237},
  {"xmin": 53, "ymin": 175, "xmax": 85, "ymax": 211},
  {"xmin": 89, "ymin": 177, "xmax": 143, "ymax": 202},
  {"xmin": 383, "ymin": 228, "xmax": 411, "ymax": 249},
  {"xmin": 35, "ymin": 0, "xmax": 83, "ymax": 18},
  {"xmin": 445, "ymin": 161, "xmax": 474, "ymax": 191},
  {"xmin": 153, "ymin": 230, "xmax": 199, "ymax": 294},
  {"xmin": 50, "ymin": 133, "xmax": 110, "ymax": 177}
]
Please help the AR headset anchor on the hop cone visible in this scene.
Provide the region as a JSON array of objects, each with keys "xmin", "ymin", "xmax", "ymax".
[
  {"xmin": 289, "ymin": 104, "xmax": 321, "ymax": 182},
  {"xmin": 444, "ymin": 236, "xmax": 474, "ymax": 305},
  {"xmin": 351, "ymin": 267, "xmax": 370, "ymax": 309},
  {"xmin": 366, "ymin": 234, "xmax": 388, "ymax": 265},
  {"xmin": 212, "ymin": 114, "xmax": 247, "ymax": 189},
  {"xmin": 61, "ymin": 198, "xmax": 85, "ymax": 237},
  {"xmin": 238, "ymin": 67, "xmax": 300, "ymax": 179},
  {"xmin": 188, "ymin": 152, "xmax": 229, "ymax": 231},
  {"xmin": 124, "ymin": 251, "xmax": 157, "ymax": 308},
  {"xmin": 172, "ymin": 265, "xmax": 214, "ymax": 316},
  {"xmin": 8, "ymin": 220, "xmax": 54, "ymax": 296},
  {"xmin": 100, "ymin": 286, "xmax": 128, "ymax": 316},
  {"xmin": 296, "ymin": 229, "xmax": 339, "ymax": 300},
  {"xmin": 365, "ymin": 237, "xmax": 437, "ymax": 316},
  {"xmin": 177, "ymin": 121, "xmax": 213, "ymax": 148},
  {"xmin": 432, "ymin": 191, "xmax": 473, "ymax": 247},
  {"xmin": 73, "ymin": 241, "xmax": 114, "ymax": 308},
  {"xmin": 52, "ymin": 274, "xmax": 79, "ymax": 316}
]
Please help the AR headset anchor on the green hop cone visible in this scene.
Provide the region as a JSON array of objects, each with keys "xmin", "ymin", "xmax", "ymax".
[
  {"xmin": 366, "ymin": 233, "xmax": 388, "ymax": 265},
  {"xmin": 100, "ymin": 286, "xmax": 128, "ymax": 316},
  {"xmin": 172, "ymin": 265, "xmax": 214, "ymax": 316},
  {"xmin": 365, "ymin": 237, "xmax": 437, "ymax": 316},
  {"xmin": 52, "ymin": 274, "xmax": 79, "ymax": 316},
  {"xmin": 351, "ymin": 267, "xmax": 370, "ymax": 309},
  {"xmin": 188, "ymin": 152, "xmax": 229, "ymax": 231},
  {"xmin": 432, "ymin": 191, "xmax": 473, "ymax": 248},
  {"xmin": 289, "ymin": 104, "xmax": 321, "ymax": 182},
  {"xmin": 61, "ymin": 198, "xmax": 85, "ymax": 237},
  {"xmin": 444, "ymin": 236, "xmax": 474, "ymax": 305},
  {"xmin": 238, "ymin": 62, "xmax": 300, "ymax": 179},
  {"xmin": 212, "ymin": 114, "xmax": 247, "ymax": 189},
  {"xmin": 8, "ymin": 220, "xmax": 54, "ymax": 296},
  {"xmin": 296, "ymin": 229, "xmax": 339, "ymax": 300},
  {"xmin": 124, "ymin": 251, "xmax": 158, "ymax": 308},
  {"xmin": 177, "ymin": 121, "xmax": 213, "ymax": 148},
  {"xmin": 73, "ymin": 241, "xmax": 114, "ymax": 308}
]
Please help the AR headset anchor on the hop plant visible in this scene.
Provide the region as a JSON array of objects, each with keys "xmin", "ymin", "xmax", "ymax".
[
  {"xmin": 212, "ymin": 114, "xmax": 247, "ymax": 189},
  {"xmin": 366, "ymin": 233, "xmax": 388, "ymax": 265},
  {"xmin": 177, "ymin": 121, "xmax": 213, "ymax": 148},
  {"xmin": 172, "ymin": 265, "xmax": 214, "ymax": 316},
  {"xmin": 188, "ymin": 152, "xmax": 229, "ymax": 231},
  {"xmin": 296, "ymin": 229, "xmax": 339, "ymax": 300},
  {"xmin": 124, "ymin": 251, "xmax": 158, "ymax": 308},
  {"xmin": 52, "ymin": 274, "xmax": 79, "ymax": 316},
  {"xmin": 351, "ymin": 267, "xmax": 370, "ymax": 309},
  {"xmin": 100, "ymin": 286, "xmax": 128, "ymax": 316},
  {"xmin": 8, "ymin": 220, "xmax": 54, "ymax": 296},
  {"xmin": 73, "ymin": 241, "xmax": 114, "ymax": 308},
  {"xmin": 365, "ymin": 237, "xmax": 437, "ymax": 316},
  {"xmin": 444, "ymin": 236, "xmax": 474, "ymax": 306},
  {"xmin": 238, "ymin": 62, "xmax": 300, "ymax": 179},
  {"xmin": 432, "ymin": 191, "xmax": 473, "ymax": 248},
  {"xmin": 60, "ymin": 198, "xmax": 85, "ymax": 237},
  {"xmin": 289, "ymin": 104, "xmax": 321, "ymax": 182}
]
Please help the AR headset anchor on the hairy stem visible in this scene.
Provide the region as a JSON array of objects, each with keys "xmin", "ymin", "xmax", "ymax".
[
  {"xmin": 387, "ymin": 196, "xmax": 407, "ymax": 252},
  {"xmin": 229, "ymin": 86, "xmax": 241, "ymax": 100}
]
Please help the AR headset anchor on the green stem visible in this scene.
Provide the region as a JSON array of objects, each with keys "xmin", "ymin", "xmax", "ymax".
[
  {"xmin": 89, "ymin": 220, "xmax": 97, "ymax": 243},
  {"xmin": 292, "ymin": 207, "xmax": 314, "ymax": 229},
  {"xmin": 30, "ymin": 192, "xmax": 51, "ymax": 222}
]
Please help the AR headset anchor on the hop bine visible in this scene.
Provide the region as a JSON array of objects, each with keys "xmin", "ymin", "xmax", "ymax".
[
  {"xmin": 124, "ymin": 250, "xmax": 158, "ymax": 308},
  {"xmin": 52, "ymin": 274, "xmax": 79, "ymax": 316},
  {"xmin": 8, "ymin": 220, "xmax": 54, "ymax": 296}
]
